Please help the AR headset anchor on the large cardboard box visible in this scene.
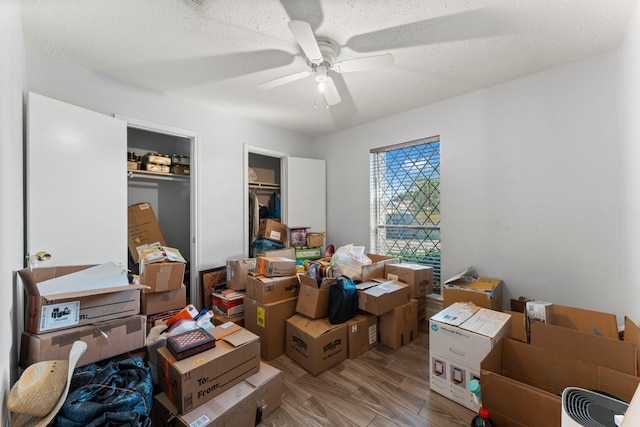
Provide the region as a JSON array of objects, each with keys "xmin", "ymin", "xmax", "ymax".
[
  {"xmin": 20, "ymin": 314, "xmax": 146, "ymax": 368},
  {"xmin": 295, "ymin": 275, "xmax": 335, "ymax": 319},
  {"xmin": 258, "ymin": 219, "xmax": 287, "ymax": 244},
  {"xmin": 429, "ymin": 302, "xmax": 511, "ymax": 411},
  {"xmin": 548, "ymin": 303, "xmax": 620, "ymax": 339},
  {"xmin": 127, "ymin": 202, "xmax": 167, "ymax": 263},
  {"xmin": 529, "ymin": 321, "xmax": 637, "ymax": 375},
  {"xmin": 356, "ymin": 280, "xmax": 411, "ymax": 316},
  {"xmin": 246, "ymin": 274, "xmax": 299, "ymax": 304},
  {"xmin": 442, "ymin": 277, "xmax": 503, "ymax": 311},
  {"xmin": 481, "ymin": 338, "xmax": 640, "ymax": 427},
  {"xmin": 18, "ymin": 264, "xmax": 146, "ymax": 334},
  {"xmin": 285, "ymin": 314, "xmax": 348, "ymax": 376},
  {"xmin": 346, "ymin": 312, "xmax": 378, "ymax": 359},
  {"xmin": 244, "ymin": 296, "xmax": 297, "ymax": 360},
  {"xmin": 255, "ymin": 257, "xmax": 296, "ymax": 277},
  {"xmin": 152, "ymin": 361, "xmax": 282, "ymax": 427},
  {"xmin": 384, "ymin": 263, "xmax": 433, "ymax": 299},
  {"xmin": 361, "ymin": 254, "xmax": 400, "ymax": 281},
  {"xmin": 379, "ymin": 299, "xmax": 419, "ymax": 349},
  {"xmin": 226, "ymin": 259, "xmax": 256, "ymax": 290},
  {"xmin": 141, "ymin": 285, "xmax": 187, "ymax": 315},
  {"xmin": 157, "ymin": 324, "xmax": 261, "ymax": 414}
]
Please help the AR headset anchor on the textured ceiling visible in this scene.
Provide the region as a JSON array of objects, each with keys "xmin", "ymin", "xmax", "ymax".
[{"xmin": 21, "ymin": 0, "xmax": 638, "ymax": 137}]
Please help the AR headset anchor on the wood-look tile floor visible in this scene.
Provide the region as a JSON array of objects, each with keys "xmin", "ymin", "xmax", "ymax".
[{"xmin": 258, "ymin": 321, "xmax": 476, "ymax": 427}]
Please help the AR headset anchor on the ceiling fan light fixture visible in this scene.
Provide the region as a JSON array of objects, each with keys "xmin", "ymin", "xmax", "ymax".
[{"xmin": 317, "ymin": 80, "xmax": 327, "ymax": 93}]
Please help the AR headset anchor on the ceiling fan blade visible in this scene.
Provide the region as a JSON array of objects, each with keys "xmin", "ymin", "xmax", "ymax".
[
  {"xmin": 280, "ymin": 0, "xmax": 323, "ymax": 31},
  {"xmin": 333, "ymin": 54, "xmax": 394, "ymax": 73},
  {"xmin": 322, "ymin": 77, "xmax": 341, "ymax": 106},
  {"xmin": 288, "ymin": 20, "xmax": 323, "ymax": 65},
  {"xmin": 258, "ymin": 70, "xmax": 311, "ymax": 90},
  {"xmin": 345, "ymin": 7, "xmax": 511, "ymax": 52}
]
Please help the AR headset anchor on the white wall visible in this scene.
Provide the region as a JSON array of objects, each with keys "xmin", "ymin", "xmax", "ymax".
[
  {"xmin": 313, "ymin": 51, "xmax": 630, "ymax": 322},
  {"xmin": 619, "ymin": 4, "xmax": 640, "ymax": 325},
  {"xmin": 25, "ymin": 53, "xmax": 314, "ymax": 273},
  {"xmin": 1, "ymin": 0, "xmax": 24, "ymax": 423}
]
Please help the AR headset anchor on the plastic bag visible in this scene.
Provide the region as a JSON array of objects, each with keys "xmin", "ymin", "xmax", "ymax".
[{"xmin": 329, "ymin": 244, "xmax": 372, "ymax": 280}]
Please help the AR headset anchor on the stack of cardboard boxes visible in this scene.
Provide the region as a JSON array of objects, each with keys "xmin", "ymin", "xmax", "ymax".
[
  {"xmin": 151, "ymin": 321, "xmax": 284, "ymax": 427},
  {"xmin": 18, "ymin": 262, "xmax": 148, "ymax": 368},
  {"xmin": 128, "ymin": 202, "xmax": 190, "ymax": 333},
  {"xmin": 428, "ymin": 273, "xmax": 640, "ymax": 426}
]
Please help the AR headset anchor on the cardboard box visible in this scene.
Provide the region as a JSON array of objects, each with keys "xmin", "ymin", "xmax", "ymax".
[
  {"xmin": 152, "ymin": 362, "xmax": 282, "ymax": 427},
  {"xmin": 255, "ymin": 257, "xmax": 296, "ymax": 277},
  {"xmin": 442, "ymin": 277, "xmax": 503, "ymax": 311},
  {"xmin": 307, "ymin": 232, "xmax": 325, "ymax": 248},
  {"xmin": 429, "ymin": 302, "xmax": 511, "ymax": 411},
  {"xmin": 529, "ymin": 321, "xmax": 637, "ymax": 375},
  {"xmin": 141, "ymin": 261, "xmax": 186, "ymax": 293},
  {"xmin": 211, "ymin": 290, "xmax": 245, "ymax": 317},
  {"xmin": 157, "ymin": 323, "xmax": 260, "ymax": 414},
  {"xmin": 245, "ymin": 274, "xmax": 299, "ymax": 304},
  {"xmin": 346, "ymin": 312, "xmax": 378, "ymax": 359},
  {"xmin": 384, "ymin": 263, "xmax": 433, "ymax": 299},
  {"xmin": 285, "ymin": 314, "xmax": 348, "ymax": 376},
  {"xmin": 361, "ymin": 254, "xmax": 400, "ymax": 281},
  {"xmin": 139, "ymin": 246, "xmax": 187, "ymax": 293},
  {"xmin": 20, "ymin": 314, "xmax": 146, "ymax": 368},
  {"xmin": 416, "ymin": 296, "xmax": 427, "ymax": 322},
  {"xmin": 504, "ymin": 310, "xmax": 526, "ymax": 342},
  {"xmin": 480, "ymin": 338, "xmax": 640, "ymax": 427},
  {"xmin": 254, "ymin": 247, "xmax": 296, "ymax": 260},
  {"xmin": 258, "ymin": 219, "xmax": 287, "ymax": 244},
  {"xmin": 380, "ymin": 299, "xmax": 419, "ymax": 349},
  {"xmin": 356, "ymin": 280, "xmax": 411, "ymax": 316},
  {"xmin": 128, "ymin": 202, "xmax": 167, "ymax": 263},
  {"xmin": 549, "ymin": 303, "xmax": 619, "ymax": 339},
  {"xmin": 211, "ymin": 312, "xmax": 244, "ymax": 328},
  {"xmin": 226, "ymin": 259, "xmax": 256, "ymax": 291},
  {"xmin": 18, "ymin": 264, "xmax": 146, "ymax": 334},
  {"xmin": 243, "ymin": 296, "xmax": 297, "ymax": 360},
  {"xmin": 296, "ymin": 275, "xmax": 334, "ymax": 319},
  {"xmin": 141, "ymin": 285, "xmax": 187, "ymax": 315}
]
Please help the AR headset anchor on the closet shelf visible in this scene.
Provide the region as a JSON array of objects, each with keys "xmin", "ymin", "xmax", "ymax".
[
  {"xmin": 128, "ymin": 170, "xmax": 190, "ymax": 182},
  {"xmin": 249, "ymin": 181, "xmax": 280, "ymax": 189}
]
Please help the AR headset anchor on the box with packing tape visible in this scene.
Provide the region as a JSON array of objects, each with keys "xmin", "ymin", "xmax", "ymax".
[
  {"xmin": 157, "ymin": 322, "xmax": 260, "ymax": 414},
  {"xmin": 138, "ymin": 245, "xmax": 187, "ymax": 293},
  {"xmin": 152, "ymin": 361, "xmax": 282, "ymax": 427},
  {"xmin": 18, "ymin": 262, "xmax": 147, "ymax": 334},
  {"xmin": 255, "ymin": 256, "xmax": 296, "ymax": 277}
]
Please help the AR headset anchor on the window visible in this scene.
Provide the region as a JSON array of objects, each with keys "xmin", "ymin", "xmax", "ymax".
[{"xmin": 370, "ymin": 136, "xmax": 441, "ymax": 288}]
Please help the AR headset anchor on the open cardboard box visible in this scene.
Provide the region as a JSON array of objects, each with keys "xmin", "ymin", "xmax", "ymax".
[
  {"xmin": 481, "ymin": 338, "xmax": 640, "ymax": 427},
  {"xmin": 18, "ymin": 264, "xmax": 147, "ymax": 334},
  {"xmin": 295, "ymin": 274, "xmax": 334, "ymax": 319}
]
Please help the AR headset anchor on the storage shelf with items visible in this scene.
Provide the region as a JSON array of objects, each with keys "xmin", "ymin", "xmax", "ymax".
[{"xmin": 248, "ymin": 153, "xmax": 282, "ymax": 257}]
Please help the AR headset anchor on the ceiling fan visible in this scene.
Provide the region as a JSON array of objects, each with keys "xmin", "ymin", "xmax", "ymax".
[{"xmin": 258, "ymin": 20, "xmax": 394, "ymax": 106}]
